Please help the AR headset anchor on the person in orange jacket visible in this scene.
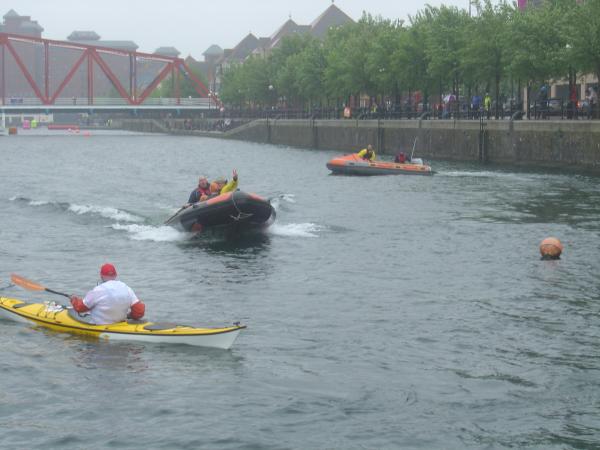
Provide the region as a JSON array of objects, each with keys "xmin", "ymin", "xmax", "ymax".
[
  {"xmin": 70, "ymin": 263, "xmax": 145, "ymax": 325},
  {"xmin": 209, "ymin": 169, "xmax": 238, "ymax": 196}
]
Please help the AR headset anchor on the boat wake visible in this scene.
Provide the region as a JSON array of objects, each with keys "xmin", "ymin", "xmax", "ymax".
[
  {"xmin": 10, "ymin": 194, "xmax": 323, "ymax": 241},
  {"xmin": 269, "ymin": 222, "xmax": 323, "ymax": 238},
  {"xmin": 270, "ymin": 193, "xmax": 296, "ymax": 212},
  {"xmin": 439, "ymin": 170, "xmax": 552, "ymax": 181},
  {"xmin": 266, "ymin": 193, "xmax": 324, "ymax": 238},
  {"xmin": 9, "ymin": 196, "xmax": 143, "ymax": 222},
  {"xmin": 110, "ymin": 223, "xmax": 189, "ymax": 242},
  {"xmin": 9, "ymin": 195, "xmax": 186, "ymax": 242}
]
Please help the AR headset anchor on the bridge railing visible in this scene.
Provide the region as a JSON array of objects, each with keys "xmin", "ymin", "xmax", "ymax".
[{"xmin": 1, "ymin": 97, "xmax": 214, "ymax": 107}]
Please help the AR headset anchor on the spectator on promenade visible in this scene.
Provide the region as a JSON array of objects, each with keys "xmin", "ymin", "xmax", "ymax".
[
  {"xmin": 370, "ymin": 102, "xmax": 378, "ymax": 118},
  {"xmin": 343, "ymin": 105, "xmax": 352, "ymax": 119},
  {"xmin": 589, "ymin": 87, "xmax": 598, "ymax": 119},
  {"xmin": 484, "ymin": 93, "xmax": 492, "ymax": 119},
  {"xmin": 568, "ymin": 85, "xmax": 578, "ymax": 119},
  {"xmin": 471, "ymin": 94, "xmax": 482, "ymax": 119},
  {"xmin": 442, "ymin": 94, "xmax": 455, "ymax": 119},
  {"xmin": 538, "ymin": 84, "xmax": 549, "ymax": 119}
]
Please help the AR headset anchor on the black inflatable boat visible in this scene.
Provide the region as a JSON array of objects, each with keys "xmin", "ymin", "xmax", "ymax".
[{"xmin": 165, "ymin": 190, "xmax": 276, "ymax": 235}]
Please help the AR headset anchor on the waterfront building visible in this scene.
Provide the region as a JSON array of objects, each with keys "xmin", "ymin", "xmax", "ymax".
[
  {"xmin": 185, "ymin": 45, "xmax": 224, "ymax": 94},
  {"xmin": 0, "ymin": 10, "xmax": 44, "ymax": 99},
  {"xmin": 67, "ymin": 30, "xmax": 138, "ymax": 51},
  {"xmin": 153, "ymin": 47, "xmax": 181, "ymax": 58},
  {"xmin": 211, "ymin": 2, "xmax": 354, "ymax": 94},
  {"xmin": 0, "ymin": 9, "xmax": 43, "ymax": 37}
]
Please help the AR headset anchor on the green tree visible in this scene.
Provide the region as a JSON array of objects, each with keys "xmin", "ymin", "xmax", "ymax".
[
  {"xmin": 422, "ymin": 5, "xmax": 470, "ymax": 105},
  {"xmin": 179, "ymin": 65, "xmax": 209, "ymax": 98},
  {"xmin": 293, "ymin": 39, "xmax": 326, "ymax": 109},
  {"xmin": 507, "ymin": 1, "xmax": 569, "ymax": 117},
  {"xmin": 394, "ymin": 12, "xmax": 436, "ymax": 112},
  {"xmin": 461, "ymin": 0, "xmax": 513, "ymax": 118},
  {"xmin": 568, "ymin": 0, "xmax": 600, "ymax": 117},
  {"xmin": 219, "ymin": 63, "xmax": 246, "ymax": 107},
  {"xmin": 363, "ymin": 17, "xmax": 403, "ymax": 100}
]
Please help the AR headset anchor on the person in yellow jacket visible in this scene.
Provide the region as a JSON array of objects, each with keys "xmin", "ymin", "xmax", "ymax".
[
  {"xmin": 484, "ymin": 93, "xmax": 492, "ymax": 119},
  {"xmin": 357, "ymin": 144, "xmax": 376, "ymax": 161},
  {"xmin": 209, "ymin": 169, "xmax": 238, "ymax": 197}
]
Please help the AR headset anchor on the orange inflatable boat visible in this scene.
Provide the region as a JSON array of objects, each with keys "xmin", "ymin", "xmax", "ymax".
[{"xmin": 326, "ymin": 153, "xmax": 434, "ymax": 176}]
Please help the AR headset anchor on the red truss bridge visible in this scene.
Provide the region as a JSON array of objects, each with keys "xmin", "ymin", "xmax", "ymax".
[{"xmin": 0, "ymin": 32, "xmax": 219, "ymax": 112}]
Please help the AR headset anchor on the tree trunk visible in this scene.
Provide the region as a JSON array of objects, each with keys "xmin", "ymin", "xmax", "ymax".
[
  {"xmin": 596, "ymin": 67, "xmax": 600, "ymax": 119},
  {"xmin": 494, "ymin": 71, "xmax": 500, "ymax": 120},
  {"xmin": 526, "ymin": 82, "xmax": 531, "ymax": 120}
]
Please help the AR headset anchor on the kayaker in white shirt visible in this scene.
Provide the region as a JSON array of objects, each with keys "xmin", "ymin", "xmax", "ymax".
[{"xmin": 69, "ymin": 263, "xmax": 145, "ymax": 325}]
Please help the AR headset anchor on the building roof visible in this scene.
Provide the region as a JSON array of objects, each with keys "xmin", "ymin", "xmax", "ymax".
[
  {"xmin": 257, "ymin": 37, "xmax": 271, "ymax": 49},
  {"xmin": 154, "ymin": 46, "xmax": 180, "ymax": 57},
  {"xmin": 268, "ymin": 18, "xmax": 313, "ymax": 49},
  {"xmin": 68, "ymin": 31, "xmax": 101, "ymax": 41},
  {"xmin": 97, "ymin": 40, "xmax": 138, "ymax": 51},
  {"xmin": 1, "ymin": 10, "xmax": 44, "ymax": 36},
  {"xmin": 67, "ymin": 30, "xmax": 137, "ymax": 50},
  {"xmin": 227, "ymin": 33, "xmax": 259, "ymax": 62},
  {"xmin": 3, "ymin": 9, "xmax": 20, "ymax": 20},
  {"xmin": 20, "ymin": 20, "xmax": 43, "ymax": 32},
  {"xmin": 270, "ymin": 24, "xmax": 311, "ymax": 49},
  {"xmin": 250, "ymin": 37, "xmax": 273, "ymax": 57},
  {"xmin": 310, "ymin": 3, "xmax": 353, "ymax": 38},
  {"xmin": 185, "ymin": 56, "xmax": 210, "ymax": 79},
  {"xmin": 203, "ymin": 44, "xmax": 224, "ymax": 57},
  {"xmin": 222, "ymin": 3, "xmax": 353, "ymax": 59},
  {"xmin": 69, "ymin": 39, "xmax": 139, "ymax": 51},
  {"xmin": 270, "ymin": 18, "xmax": 298, "ymax": 41}
]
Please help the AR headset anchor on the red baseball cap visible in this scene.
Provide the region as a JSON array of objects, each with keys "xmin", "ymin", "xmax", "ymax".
[{"xmin": 100, "ymin": 263, "xmax": 117, "ymax": 278}]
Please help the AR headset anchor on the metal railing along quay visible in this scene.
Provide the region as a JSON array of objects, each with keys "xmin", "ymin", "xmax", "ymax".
[{"xmin": 213, "ymin": 100, "xmax": 598, "ymax": 122}]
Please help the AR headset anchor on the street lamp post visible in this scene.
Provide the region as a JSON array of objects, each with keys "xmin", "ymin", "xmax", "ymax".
[
  {"xmin": 268, "ymin": 84, "xmax": 274, "ymax": 117},
  {"xmin": 566, "ymin": 44, "xmax": 575, "ymax": 119}
]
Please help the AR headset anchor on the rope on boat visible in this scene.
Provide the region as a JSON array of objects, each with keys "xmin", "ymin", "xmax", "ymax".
[{"xmin": 230, "ymin": 191, "xmax": 253, "ymax": 221}]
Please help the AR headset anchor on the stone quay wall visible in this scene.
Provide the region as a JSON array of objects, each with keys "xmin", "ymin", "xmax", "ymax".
[{"xmin": 117, "ymin": 118, "xmax": 600, "ymax": 172}]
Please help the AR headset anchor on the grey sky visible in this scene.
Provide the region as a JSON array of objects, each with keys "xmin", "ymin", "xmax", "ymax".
[{"xmin": 13, "ymin": 0, "xmax": 470, "ymax": 58}]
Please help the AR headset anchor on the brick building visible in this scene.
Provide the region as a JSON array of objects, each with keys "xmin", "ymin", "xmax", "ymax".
[{"xmin": 210, "ymin": 3, "xmax": 354, "ymax": 94}]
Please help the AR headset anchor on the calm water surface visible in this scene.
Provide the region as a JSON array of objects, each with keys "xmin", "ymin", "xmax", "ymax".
[{"xmin": 0, "ymin": 130, "xmax": 599, "ymax": 449}]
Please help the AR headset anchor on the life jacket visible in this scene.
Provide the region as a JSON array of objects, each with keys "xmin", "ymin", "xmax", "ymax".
[{"xmin": 196, "ymin": 185, "xmax": 211, "ymax": 197}]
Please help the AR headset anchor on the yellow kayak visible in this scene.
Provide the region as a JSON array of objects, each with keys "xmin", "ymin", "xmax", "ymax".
[{"xmin": 0, "ymin": 297, "xmax": 245, "ymax": 349}]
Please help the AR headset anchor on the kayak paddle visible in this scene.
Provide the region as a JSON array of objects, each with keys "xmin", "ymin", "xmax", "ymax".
[{"xmin": 10, "ymin": 273, "xmax": 71, "ymax": 299}]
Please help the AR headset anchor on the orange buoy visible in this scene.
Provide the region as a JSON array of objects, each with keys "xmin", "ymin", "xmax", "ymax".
[{"xmin": 540, "ymin": 237, "xmax": 563, "ymax": 260}]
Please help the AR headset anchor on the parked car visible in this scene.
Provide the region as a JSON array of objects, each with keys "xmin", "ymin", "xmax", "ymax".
[{"xmin": 546, "ymin": 98, "xmax": 563, "ymax": 115}]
